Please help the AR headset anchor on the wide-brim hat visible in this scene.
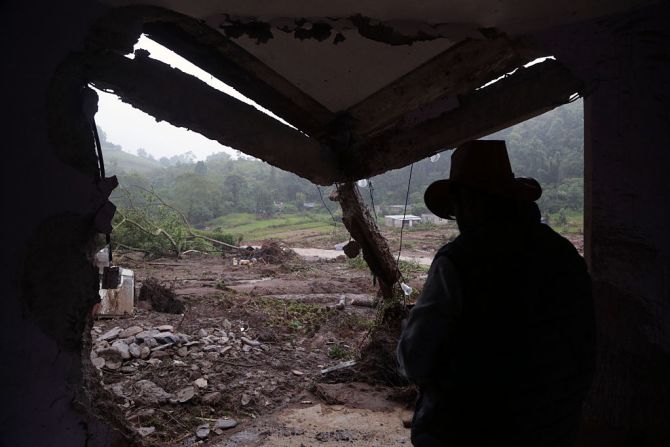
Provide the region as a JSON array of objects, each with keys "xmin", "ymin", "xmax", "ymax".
[{"xmin": 424, "ymin": 140, "xmax": 542, "ymax": 219}]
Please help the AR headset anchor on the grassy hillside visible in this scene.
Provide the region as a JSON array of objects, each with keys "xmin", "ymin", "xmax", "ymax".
[{"xmin": 207, "ymin": 212, "xmax": 336, "ymax": 242}]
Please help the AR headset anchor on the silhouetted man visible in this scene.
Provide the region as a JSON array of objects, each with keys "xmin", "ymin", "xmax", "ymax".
[{"xmin": 397, "ymin": 140, "xmax": 595, "ymax": 447}]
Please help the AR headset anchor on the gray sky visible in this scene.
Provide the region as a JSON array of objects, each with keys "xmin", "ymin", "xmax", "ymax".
[{"xmin": 94, "ymin": 35, "xmax": 292, "ymax": 161}]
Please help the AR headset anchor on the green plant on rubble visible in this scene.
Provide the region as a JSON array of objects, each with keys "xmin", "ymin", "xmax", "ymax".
[
  {"xmin": 250, "ymin": 297, "xmax": 336, "ymax": 335},
  {"xmin": 346, "ymin": 256, "xmax": 368, "ymax": 270},
  {"xmin": 327, "ymin": 343, "xmax": 353, "ymax": 360}
]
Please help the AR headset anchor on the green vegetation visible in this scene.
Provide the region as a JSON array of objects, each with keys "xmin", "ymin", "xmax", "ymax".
[
  {"xmin": 545, "ymin": 209, "xmax": 584, "ymax": 234},
  {"xmin": 208, "ymin": 212, "xmax": 336, "ymax": 242},
  {"xmin": 328, "ymin": 343, "xmax": 354, "ymax": 360},
  {"xmin": 102, "ymin": 99, "xmax": 585, "ymax": 242},
  {"xmin": 248, "ymin": 297, "xmax": 335, "ymax": 336}
]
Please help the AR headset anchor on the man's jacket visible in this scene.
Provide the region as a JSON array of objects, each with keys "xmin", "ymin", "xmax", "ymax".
[{"xmin": 397, "ymin": 204, "xmax": 595, "ymax": 447}]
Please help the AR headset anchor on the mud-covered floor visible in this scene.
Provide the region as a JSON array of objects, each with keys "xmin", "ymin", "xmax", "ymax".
[{"xmin": 90, "ymin": 250, "xmax": 417, "ymax": 446}]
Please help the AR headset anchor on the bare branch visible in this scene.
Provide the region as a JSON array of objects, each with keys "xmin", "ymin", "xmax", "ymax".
[{"xmin": 129, "ymin": 185, "xmax": 243, "ymax": 251}]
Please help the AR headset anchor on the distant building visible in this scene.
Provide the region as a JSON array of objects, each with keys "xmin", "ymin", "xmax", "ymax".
[
  {"xmin": 421, "ymin": 213, "xmax": 449, "ymax": 225},
  {"xmin": 384, "ymin": 214, "xmax": 422, "ymax": 228},
  {"xmin": 303, "ymin": 202, "xmax": 317, "ymax": 209}
]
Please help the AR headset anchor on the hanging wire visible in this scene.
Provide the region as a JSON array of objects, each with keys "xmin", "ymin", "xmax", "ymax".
[
  {"xmin": 317, "ymin": 186, "xmax": 338, "ymax": 228},
  {"xmin": 397, "ymin": 163, "xmax": 414, "ymax": 266},
  {"xmin": 368, "ymin": 179, "xmax": 378, "ymax": 221}
]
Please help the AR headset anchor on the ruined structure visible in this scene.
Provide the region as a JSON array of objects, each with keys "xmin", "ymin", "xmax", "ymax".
[{"xmin": 1, "ymin": 0, "xmax": 668, "ymax": 445}]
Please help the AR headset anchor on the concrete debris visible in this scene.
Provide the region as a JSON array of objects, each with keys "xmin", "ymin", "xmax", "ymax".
[
  {"xmin": 91, "ymin": 356, "xmax": 105, "ymax": 369},
  {"xmin": 128, "ymin": 343, "xmax": 141, "ymax": 358},
  {"xmin": 194, "ymin": 378, "xmax": 208, "ymax": 388},
  {"xmin": 119, "ymin": 326, "xmax": 143, "ymax": 339},
  {"xmin": 214, "ymin": 418, "xmax": 237, "ymax": 430},
  {"xmin": 111, "ymin": 340, "xmax": 130, "ymax": 359},
  {"xmin": 97, "ymin": 326, "xmax": 122, "ymax": 342},
  {"xmin": 134, "ymin": 380, "xmax": 174, "ymax": 404},
  {"xmin": 241, "ymin": 336, "xmax": 260, "ymax": 346},
  {"xmin": 320, "ymin": 360, "xmax": 357, "ymax": 374},
  {"xmin": 196, "ymin": 424, "xmax": 210, "ymax": 439},
  {"xmin": 176, "ymin": 385, "xmax": 196, "ymax": 403},
  {"xmin": 156, "ymin": 324, "xmax": 174, "ymax": 332}
]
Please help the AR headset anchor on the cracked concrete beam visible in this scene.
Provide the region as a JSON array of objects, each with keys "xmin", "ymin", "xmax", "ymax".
[
  {"xmin": 347, "ymin": 59, "xmax": 582, "ymax": 180},
  {"xmin": 347, "ymin": 35, "xmax": 546, "ymax": 137},
  {"xmin": 143, "ymin": 19, "xmax": 335, "ymax": 138},
  {"xmin": 84, "ymin": 51, "xmax": 340, "ymax": 185}
]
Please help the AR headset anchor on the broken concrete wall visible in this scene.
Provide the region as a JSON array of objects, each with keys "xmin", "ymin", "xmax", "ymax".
[
  {"xmin": 534, "ymin": 3, "xmax": 670, "ymax": 444},
  {"xmin": 0, "ymin": 0, "xmax": 134, "ymax": 445}
]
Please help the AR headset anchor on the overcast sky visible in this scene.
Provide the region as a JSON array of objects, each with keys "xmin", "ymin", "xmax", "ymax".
[{"xmin": 94, "ymin": 35, "xmax": 291, "ymax": 161}]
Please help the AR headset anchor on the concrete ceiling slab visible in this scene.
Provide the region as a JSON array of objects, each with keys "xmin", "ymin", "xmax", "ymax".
[{"xmin": 230, "ymin": 31, "xmax": 455, "ymax": 112}]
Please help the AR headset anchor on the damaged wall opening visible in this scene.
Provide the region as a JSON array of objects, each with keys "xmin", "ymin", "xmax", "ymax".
[
  {"xmin": 91, "ymin": 77, "xmax": 585, "ymax": 445},
  {"xmin": 34, "ymin": 3, "xmax": 612, "ymax": 446}
]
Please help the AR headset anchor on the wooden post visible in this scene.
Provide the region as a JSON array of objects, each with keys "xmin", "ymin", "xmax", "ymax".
[{"xmin": 330, "ymin": 182, "xmax": 400, "ymax": 301}]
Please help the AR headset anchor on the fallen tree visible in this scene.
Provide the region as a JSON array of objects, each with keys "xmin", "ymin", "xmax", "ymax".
[{"xmin": 112, "ymin": 186, "xmax": 242, "ymax": 258}]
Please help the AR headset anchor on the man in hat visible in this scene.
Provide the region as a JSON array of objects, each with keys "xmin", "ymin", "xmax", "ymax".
[{"xmin": 397, "ymin": 140, "xmax": 595, "ymax": 447}]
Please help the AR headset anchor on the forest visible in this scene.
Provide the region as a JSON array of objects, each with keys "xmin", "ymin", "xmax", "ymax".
[{"xmin": 104, "ymin": 99, "xmax": 584, "ymax": 253}]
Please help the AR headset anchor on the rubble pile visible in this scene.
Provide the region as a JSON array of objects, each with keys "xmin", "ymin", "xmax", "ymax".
[
  {"xmin": 257, "ymin": 240, "xmax": 297, "ymax": 264},
  {"xmin": 90, "ymin": 320, "xmax": 305, "ymax": 443}
]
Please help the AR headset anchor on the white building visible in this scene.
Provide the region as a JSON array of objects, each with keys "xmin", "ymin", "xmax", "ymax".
[{"xmin": 384, "ymin": 214, "xmax": 422, "ymax": 228}]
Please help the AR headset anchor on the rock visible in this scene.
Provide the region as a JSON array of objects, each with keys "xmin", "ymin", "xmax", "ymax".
[
  {"xmin": 137, "ymin": 426, "xmax": 155, "ymax": 437},
  {"xmin": 177, "ymin": 333, "xmax": 190, "ymax": 343},
  {"xmin": 151, "ymin": 350, "xmax": 171, "ymax": 359},
  {"xmin": 120, "ymin": 336, "xmax": 136, "ymax": 345},
  {"xmin": 198, "ymin": 328, "xmax": 208, "ymax": 338},
  {"xmin": 97, "ymin": 326, "xmax": 122, "ymax": 342},
  {"xmin": 222, "ymin": 319, "xmax": 232, "ymax": 330},
  {"xmin": 241, "ymin": 393, "xmax": 251, "ymax": 406},
  {"xmin": 194, "ymin": 378, "xmax": 208, "ymax": 389},
  {"xmin": 203, "ymin": 345, "xmax": 220, "ymax": 352},
  {"xmin": 146, "ymin": 358, "xmax": 162, "ymax": 367},
  {"xmin": 154, "ymin": 332, "xmax": 180, "ymax": 345},
  {"xmin": 110, "ymin": 381, "xmax": 130, "ymax": 399},
  {"xmin": 91, "ymin": 356, "xmax": 105, "ymax": 369},
  {"xmin": 144, "ymin": 337, "xmax": 158, "ymax": 348},
  {"xmin": 94, "ymin": 340, "xmax": 110, "ymax": 352},
  {"xmin": 214, "ymin": 418, "xmax": 237, "ymax": 430},
  {"xmin": 195, "ymin": 424, "xmax": 210, "ymax": 439},
  {"xmin": 129, "ymin": 343, "xmax": 142, "ymax": 358},
  {"xmin": 135, "ymin": 329, "xmax": 159, "ymax": 342},
  {"xmin": 173, "ymin": 360, "xmax": 187, "ymax": 367},
  {"xmin": 241, "ymin": 337, "xmax": 260, "ymax": 347},
  {"xmin": 202, "ymin": 391, "xmax": 222, "ymax": 405},
  {"xmin": 106, "ymin": 359, "xmax": 122, "ymax": 370},
  {"xmin": 220, "ymin": 346, "xmax": 232, "ymax": 356},
  {"xmin": 260, "ymin": 344, "xmax": 270, "ymax": 351},
  {"xmin": 292, "ymin": 370, "xmax": 304, "ymax": 376},
  {"xmin": 156, "ymin": 324, "xmax": 174, "ymax": 332},
  {"xmin": 111, "ymin": 340, "xmax": 130, "ymax": 359},
  {"xmin": 242, "ymin": 344, "xmax": 252, "ymax": 353},
  {"xmin": 176, "ymin": 385, "xmax": 196, "ymax": 403},
  {"xmin": 140, "ymin": 345, "xmax": 151, "ymax": 359},
  {"xmin": 120, "ymin": 365, "xmax": 137, "ymax": 374},
  {"xmin": 119, "ymin": 326, "xmax": 143, "ymax": 339},
  {"xmin": 177, "ymin": 346, "xmax": 188, "ymax": 357},
  {"xmin": 134, "ymin": 380, "xmax": 174, "ymax": 404}
]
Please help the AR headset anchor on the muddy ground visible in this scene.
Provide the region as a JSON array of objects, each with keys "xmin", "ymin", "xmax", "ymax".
[
  {"xmin": 91, "ymin": 249, "xmax": 419, "ymax": 446},
  {"xmin": 91, "ymin": 231, "xmax": 583, "ymax": 446}
]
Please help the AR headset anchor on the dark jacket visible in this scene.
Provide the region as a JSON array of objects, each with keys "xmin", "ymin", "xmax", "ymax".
[{"xmin": 397, "ymin": 204, "xmax": 595, "ymax": 447}]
